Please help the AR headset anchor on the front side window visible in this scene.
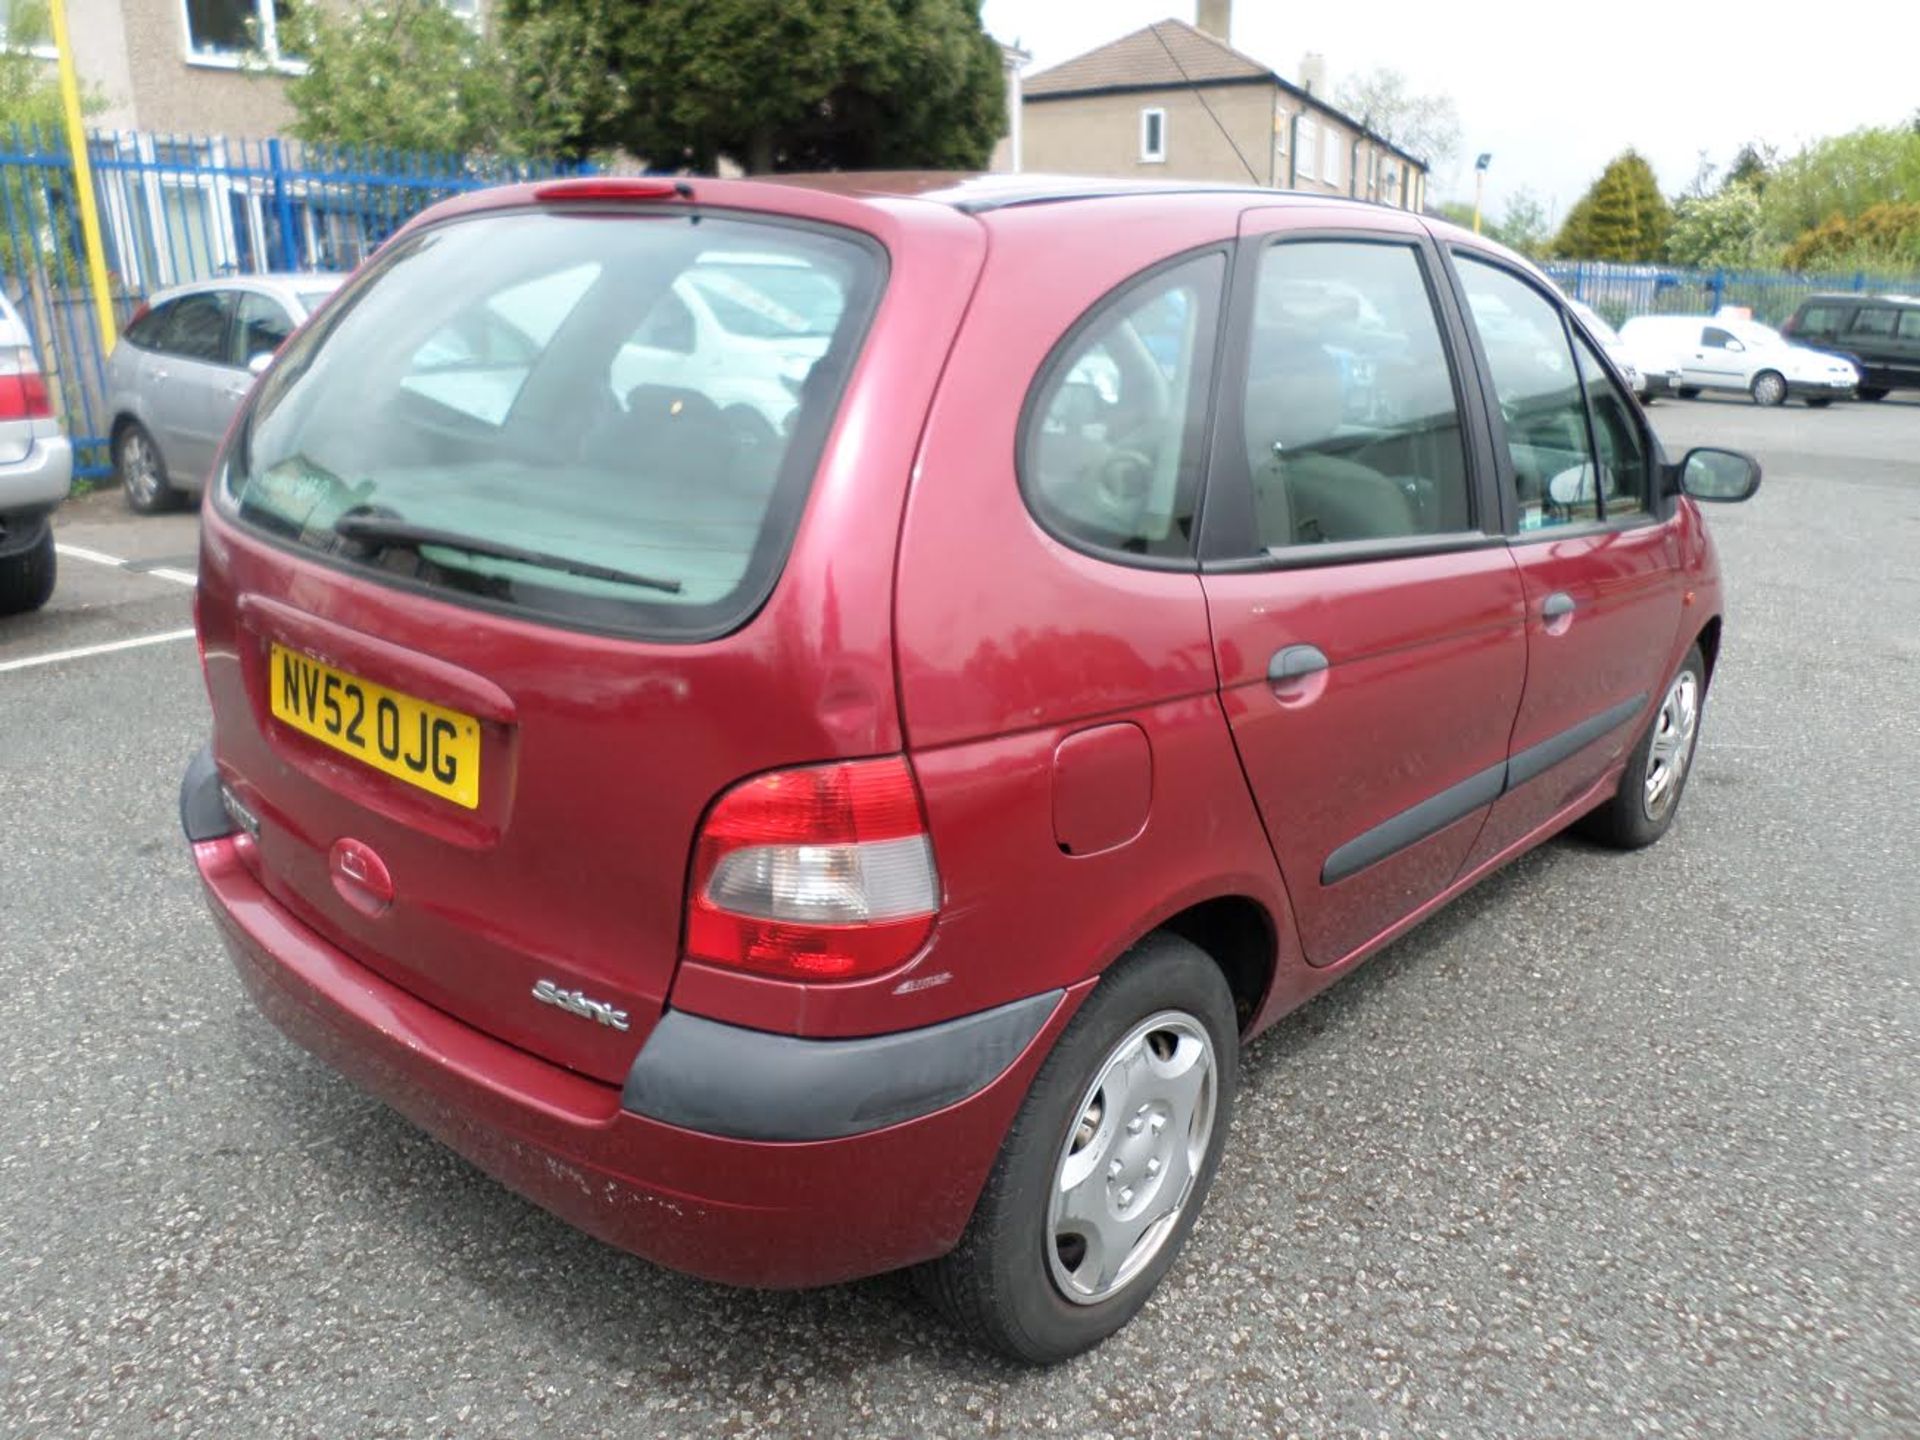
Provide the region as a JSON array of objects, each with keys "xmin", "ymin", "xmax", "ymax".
[
  {"xmin": 230, "ymin": 292, "xmax": 294, "ymax": 368},
  {"xmin": 1240, "ymin": 241, "xmax": 1472, "ymax": 549},
  {"xmin": 1022, "ymin": 253, "xmax": 1224, "ymax": 560},
  {"xmin": 1140, "ymin": 108, "xmax": 1167, "ymax": 163},
  {"xmin": 158, "ymin": 292, "xmax": 233, "ymax": 364},
  {"xmin": 1455, "ymin": 254, "xmax": 1598, "ymax": 531},
  {"xmin": 224, "ymin": 209, "xmax": 883, "ymax": 639},
  {"xmin": 1572, "ymin": 330, "xmax": 1649, "ymax": 521},
  {"xmin": 1701, "ymin": 325, "xmax": 1741, "ymax": 351}
]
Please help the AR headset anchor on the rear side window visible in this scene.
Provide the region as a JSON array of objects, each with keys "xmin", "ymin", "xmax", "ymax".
[
  {"xmin": 1898, "ymin": 309, "xmax": 1920, "ymax": 340},
  {"xmin": 1240, "ymin": 240, "xmax": 1472, "ymax": 548},
  {"xmin": 223, "ymin": 209, "xmax": 883, "ymax": 640},
  {"xmin": 1455, "ymin": 255, "xmax": 1598, "ymax": 530},
  {"xmin": 1021, "ymin": 252, "xmax": 1225, "ymax": 560},
  {"xmin": 1848, "ymin": 307, "xmax": 1896, "ymax": 337}
]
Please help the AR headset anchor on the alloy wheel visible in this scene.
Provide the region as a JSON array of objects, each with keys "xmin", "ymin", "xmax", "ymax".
[{"xmin": 121, "ymin": 431, "xmax": 161, "ymax": 507}]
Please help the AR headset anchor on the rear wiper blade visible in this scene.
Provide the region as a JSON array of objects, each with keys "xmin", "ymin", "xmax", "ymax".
[{"xmin": 332, "ymin": 513, "xmax": 683, "ymax": 594}]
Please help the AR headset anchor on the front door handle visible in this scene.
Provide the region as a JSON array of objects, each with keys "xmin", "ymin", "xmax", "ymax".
[
  {"xmin": 1542, "ymin": 592, "xmax": 1576, "ymax": 621},
  {"xmin": 1268, "ymin": 644, "xmax": 1329, "ymax": 682}
]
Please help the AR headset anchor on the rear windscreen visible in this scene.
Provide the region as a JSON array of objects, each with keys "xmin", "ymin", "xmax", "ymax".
[{"xmin": 222, "ymin": 208, "xmax": 884, "ymax": 640}]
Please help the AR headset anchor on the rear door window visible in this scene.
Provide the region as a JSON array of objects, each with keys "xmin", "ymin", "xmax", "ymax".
[
  {"xmin": 1796, "ymin": 303, "xmax": 1850, "ymax": 338},
  {"xmin": 223, "ymin": 208, "xmax": 884, "ymax": 640},
  {"xmin": 1897, "ymin": 308, "xmax": 1920, "ymax": 340},
  {"xmin": 1237, "ymin": 240, "xmax": 1473, "ymax": 548},
  {"xmin": 1849, "ymin": 307, "xmax": 1897, "ymax": 337},
  {"xmin": 158, "ymin": 292, "xmax": 233, "ymax": 364}
]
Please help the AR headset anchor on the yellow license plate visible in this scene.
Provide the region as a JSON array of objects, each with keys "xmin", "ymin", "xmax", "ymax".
[{"xmin": 269, "ymin": 644, "xmax": 481, "ymax": 809}]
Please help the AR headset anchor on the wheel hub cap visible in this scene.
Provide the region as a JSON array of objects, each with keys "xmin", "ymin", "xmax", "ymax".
[
  {"xmin": 1643, "ymin": 669, "xmax": 1700, "ymax": 819},
  {"xmin": 1047, "ymin": 1011, "xmax": 1216, "ymax": 1305}
]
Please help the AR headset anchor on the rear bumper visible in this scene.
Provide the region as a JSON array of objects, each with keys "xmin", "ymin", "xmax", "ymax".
[
  {"xmin": 0, "ymin": 435, "xmax": 72, "ymax": 518},
  {"xmin": 191, "ymin": 830, "xmax": 1080, "ymax": 1288}
]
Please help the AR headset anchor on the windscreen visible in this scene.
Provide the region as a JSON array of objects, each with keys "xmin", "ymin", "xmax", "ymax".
[{"xmin": 222, "ymin": 208, "xmax": 883, "ymax": 639}]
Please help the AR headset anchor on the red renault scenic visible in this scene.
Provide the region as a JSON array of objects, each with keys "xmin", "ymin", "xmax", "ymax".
[{"xmin": 182, "ymin": 174, "xmax": 1758, "ymax": 1363}]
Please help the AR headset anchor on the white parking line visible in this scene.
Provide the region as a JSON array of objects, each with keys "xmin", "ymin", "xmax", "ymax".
[
  {"xmin": 0, "ymin": 628, "xmax": 197, "ymax": 675},
  {"xmin": 55, "ymin": 543, "xmax": 197, "ymax": 587}
]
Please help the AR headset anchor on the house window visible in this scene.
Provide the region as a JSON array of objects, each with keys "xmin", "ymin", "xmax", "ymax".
[
  {"xmin": 1140, "ymin": 108, "xmax": 1168, "ymax": 164},
  {"xmin": 1296, "ymin": 118, "xmax": 1317, "ymax": 181},
  {"xmin": 184, "ymin": 0, "xmax": 302, "ymax": 67},
  {"xmin": 1324, "ymin": 131, "xmax": 1342, "ymax": 188}
]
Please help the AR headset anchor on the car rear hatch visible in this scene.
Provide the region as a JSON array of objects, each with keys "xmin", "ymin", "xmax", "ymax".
[{"xmin": 193, "ymin": 190, "xmax": 969, "ymax": 1082}]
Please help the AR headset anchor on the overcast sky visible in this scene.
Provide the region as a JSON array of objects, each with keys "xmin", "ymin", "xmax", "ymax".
[{"xmin": 980, "ymin": 0, "xmax": 1916, "ymax": 222}]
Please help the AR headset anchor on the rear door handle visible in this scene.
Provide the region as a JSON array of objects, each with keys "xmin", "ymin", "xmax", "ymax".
[
  {"xmin": 1268, "ymin": 644, "xmax": 1329, "ymax": 682},
  {"xmin": 1542, "ymin": 592, "xmax": 1576, "ymax": 621}
]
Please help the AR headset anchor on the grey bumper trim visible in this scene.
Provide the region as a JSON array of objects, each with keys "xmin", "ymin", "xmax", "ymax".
[
  {"xmin": 179, "ymin": 743, "xmax": 232, "ymax": 842},
  {"xmin": 621, "ymin": 989, "xmax": 1063, "ymax": 1142}
]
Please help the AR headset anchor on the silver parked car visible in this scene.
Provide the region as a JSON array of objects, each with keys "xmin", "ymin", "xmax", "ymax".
[
  {"xmin": 105, "ymin": 274, "xmax": 344, "ymax": 513},
  {"xmin": 0, "ymin": 288, "xmax": 72, "ymax": 615}
]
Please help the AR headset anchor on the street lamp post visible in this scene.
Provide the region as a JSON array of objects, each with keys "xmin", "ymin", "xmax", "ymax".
[
  {"xmin": 1472, "ymin": 152, "xmax": 1493, "ymax": 236},
  {"xmin": 48, "ymin": 0, "xmax": 117, "ymax": 353}
]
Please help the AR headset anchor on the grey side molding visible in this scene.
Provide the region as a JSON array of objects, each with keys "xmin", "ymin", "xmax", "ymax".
[{"xmin": 622, "ymin": 990, "xmax": 1063, "ymax": 1142}]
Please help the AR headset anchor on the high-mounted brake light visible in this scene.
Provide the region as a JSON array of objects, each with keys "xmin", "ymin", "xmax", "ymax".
[
  {"xmin": 0, "ymin": 348, "xmax": 51, "ymax": 421},
  {"xmin": 686, "ymin": 757, "xmax": 941, "ymax": 982},
  {"xmin": 533, "ymin": 177, "xmax": 686, "ymax": 203}
]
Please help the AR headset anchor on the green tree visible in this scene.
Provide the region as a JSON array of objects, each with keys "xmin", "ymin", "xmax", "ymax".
[
  {"xmin": 1666, "ymin": 181, "xmax": 1765, "ymax": 268},
  {"xmin": 1781, "ymin": 201, "xmax": 1920, "ymax": 271},
  {"xmin": 505, "ymin": 0, "xmax": 1005, "ymax": 173},
  {"xmin": 1332, "ymin": 66, "xmax": 1459, "ymax": 166},
  {"xmin": 279, "ymin": 0, "xmax": 612, "ymax": 158},
  {"xmin": 1552, "ymin": 150, "xmax": 1671, "ymax": 262},
  {"xmin": 1759, "ymin": 126, "xmax": 1920, "ymax": 247}
]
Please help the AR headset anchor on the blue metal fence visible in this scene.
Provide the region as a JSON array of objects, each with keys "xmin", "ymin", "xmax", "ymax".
[
  {"xmin": 1543, "ymin": 259, "xmax": 1920, "ymax": 330},
  {"xmin": 0, "ymin": 127, "xmax": 579, "ymax": 479}
]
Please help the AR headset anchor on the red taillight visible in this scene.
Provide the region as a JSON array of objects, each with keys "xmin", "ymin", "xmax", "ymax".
[
  {"xmin": 533, "ymin": 177, "xmax": 683, "ymax": 203},
  {"xmin": 0, "ymin": 349, "xmax": 51, "ymax": 420},
  {"xmin": 686, "ymin": 757, "xmax": 941, "ymax": 982}
]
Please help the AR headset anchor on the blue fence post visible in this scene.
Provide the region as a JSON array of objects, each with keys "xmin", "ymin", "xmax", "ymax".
[
  {"xmin": 1707, "ymin": 269, "xmax": 1725, "ymax": 314},
  {"xmin": 268, "ymin": 138, "xmax": 299, "ymax": 271},
  {"xmin": 1853, "ymin": 271, "xmax": 1866, "ymax": 293}
]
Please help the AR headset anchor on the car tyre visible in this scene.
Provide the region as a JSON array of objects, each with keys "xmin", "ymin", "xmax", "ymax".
[
  {"xmin": 1856, "ymin": 386, "xmax": 1888, "ymax": 402},
  {"xmin": 1749, "ymin": 370, "xmax": 1788, "ymax": 407},
  {"xmin": 1577, "ymin": 644, "xmax": 1707, "ymax": 850},
  {"xmin": 0, "ymin": 524, "xmax": 56, "ymax": 615},
  {"xmin": 115, "ymin": 422, "xmax": 182, "ymax": 514},
  {"xmin": 1675, "ymin": 385, "xmax": 1701, "ymax": 399},
  {"xmin": 916, "ymin": 933, "xmax": 1239, "ymax": 1364}
]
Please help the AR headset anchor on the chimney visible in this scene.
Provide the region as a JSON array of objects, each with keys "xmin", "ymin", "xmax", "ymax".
[
  {"xmin": 1299, "ymin": 51, "xmax": 1326, "ymax": 95},
  {"xmin": 1196, "ymin": 0, "xmax": 1231, "ymax": 42}
]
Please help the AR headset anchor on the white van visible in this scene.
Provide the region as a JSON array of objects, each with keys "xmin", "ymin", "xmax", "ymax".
[{"xmin": 1617, "ymin": 313, "xmax": 1858, "ymax": 407}]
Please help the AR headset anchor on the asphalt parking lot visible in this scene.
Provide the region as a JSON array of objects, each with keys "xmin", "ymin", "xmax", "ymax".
[{"xmin": 3, "ymin": 401, "xmax": 1916, "ymax": 1439}]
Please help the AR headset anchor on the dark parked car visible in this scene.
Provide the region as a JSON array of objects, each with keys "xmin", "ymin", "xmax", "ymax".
[
  {"xmin": 180, "ymin": 174, "xmax": 1758, "ymax": 1364},
  {"xmin": 1782, "ymin": 293, "xmax": 1920, "ymax": 400}
]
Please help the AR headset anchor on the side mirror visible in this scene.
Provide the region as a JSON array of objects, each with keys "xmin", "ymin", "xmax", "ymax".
[
  {"xmin": 1678, "ymin": 447, "xmax": 1761, "ymax": 503},
  {"xmin": 248, "ymin": 351, "xmax": 274, "ymax": 376},
  {"xmin": 1725, "ymin": 339, "xmax": 1745, "ymax": 353}
]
